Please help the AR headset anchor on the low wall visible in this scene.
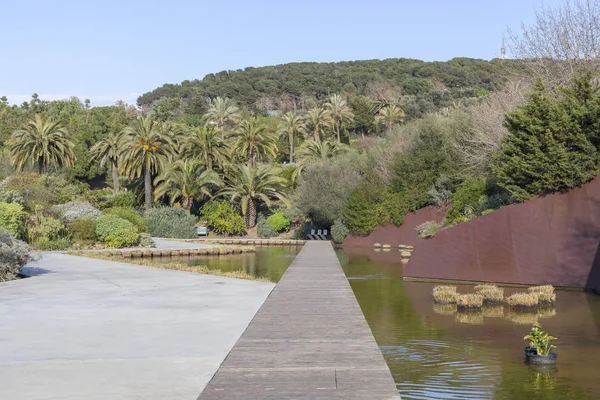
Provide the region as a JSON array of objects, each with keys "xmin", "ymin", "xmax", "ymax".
[
  {"xmin": 343, "ymin": 206, "xmax": 446, "ymax": 247},
  {"xmin": 404, "ymin": 176, "xmax": 600, "ymax": 290}
]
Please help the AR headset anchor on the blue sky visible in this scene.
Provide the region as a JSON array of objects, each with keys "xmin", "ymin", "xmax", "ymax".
[{"xmin": 0, "ymin": 0, "xmax": 562, "ymax": 106}]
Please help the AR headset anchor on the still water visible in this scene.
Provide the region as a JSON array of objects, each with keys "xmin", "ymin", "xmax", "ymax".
[
  {"xmin": 150, "ymin": 246, "xmax": 300, "ymax": 282},
  {"xmin": 337, "ymin": 247, "xmax": 600, "ymax": 400}
]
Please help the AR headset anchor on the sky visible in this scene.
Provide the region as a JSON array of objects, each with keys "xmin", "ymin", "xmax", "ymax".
[{"xmin": 0, "ymin": 0, "xmax": 563, "ymax": 107}]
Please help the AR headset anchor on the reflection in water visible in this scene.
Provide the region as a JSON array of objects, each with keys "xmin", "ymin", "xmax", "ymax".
[
  {"xmin": 147, "ymin": 246, "xmax": 300, "ymax": 282},
  {"xmin": 337, "ymin": 248, "xmax": 600, "ymax": 400}
]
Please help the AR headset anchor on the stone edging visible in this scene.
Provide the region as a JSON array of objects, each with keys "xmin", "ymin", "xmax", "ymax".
[
  {"xmin": 68, "ymin": 246, "xmax": 256, "ymax": 258},
  {"xmin": 180, "ymin": 239, "xmax": 306, "ymax": 246}
]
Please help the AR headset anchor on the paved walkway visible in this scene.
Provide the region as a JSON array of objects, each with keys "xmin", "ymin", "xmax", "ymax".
[
  {"xmin": 0, "ymin": 249, "xmax": 274, "ymax": 399},
  {"xmin": 197, "ymin": 241, "xmax": 400, "ymax": 400}
]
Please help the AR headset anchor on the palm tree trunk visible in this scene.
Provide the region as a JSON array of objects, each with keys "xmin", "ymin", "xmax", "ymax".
[
  {"xmin": 314, "ymin": 125, "xmax": 319, "ymax": 141},
  {"xmin": 111, "ymin": 159, "xmax": 120, "ymax": 193},
  {"xmin": 185, "ymin": 197, "xmax": 193, "ymax": 214},
  {"xmin": 144, "ymin": 167, "xmax": 152, "ymax": 209},
  {"xmin": 246, "ymin": 199, "xmax": 257, "ymax": 228},
  {"xmin": 289, "ymin": 132, "xmax": 294, "ymax": 163},
  {"xmin": 38, "ymin": 158, "xmax": 44, "ymax": 175},
  {"xmin": 335, "ymin": 121, "xmax": 340, "ymax": 142}
]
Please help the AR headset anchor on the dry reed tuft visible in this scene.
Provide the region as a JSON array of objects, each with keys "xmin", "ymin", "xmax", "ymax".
[
  {"xmin": 474, "ymin": 284, "xmax": 504, "ymax": 304},
  {"xmin": 457, "ymin": 293, "xmax": 484, "ymax": 310},
  {"xmin": 433, "ymin": 289, "xmax": 459, "ymax": 305},
  {"xmin": 528, "ymin": 285, "xmax": 555, "ymax": 294},
  {"xmin": 433, "ymin": 285, "xmax": 457, "ymax": 294},
  {"xmin": 507, "ymin": 292, "xmax": 539, "ymax": 310},
  {"xmin": 537, "ymin": 292, "xmax": 556, "ymax": 306}
]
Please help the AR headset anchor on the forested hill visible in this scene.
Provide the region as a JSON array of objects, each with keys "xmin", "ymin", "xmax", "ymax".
[{"xmin": 137, "ymin": 57, "xmax": 526, "ymax": 117}]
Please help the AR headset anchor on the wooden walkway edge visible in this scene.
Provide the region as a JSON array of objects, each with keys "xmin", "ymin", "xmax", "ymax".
[{"xmin": 197, "ymin": 241, "xmax": 400, "ymax": 400}]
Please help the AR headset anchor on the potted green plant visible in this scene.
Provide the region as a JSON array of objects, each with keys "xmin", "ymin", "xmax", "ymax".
[{"xmin": 523, "ymin": 322, "xmax": 558, "ymax": 364}]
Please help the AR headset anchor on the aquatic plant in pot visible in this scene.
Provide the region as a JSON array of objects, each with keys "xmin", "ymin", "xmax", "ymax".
[{"xmin": 523, "ymin": 322, "xmax": 557, "ymax": 364}]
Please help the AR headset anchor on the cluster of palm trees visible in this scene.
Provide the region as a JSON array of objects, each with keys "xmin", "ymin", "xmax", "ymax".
[{"xmin": 5, "ymin": 94, "xmax": 404, "ymax": 228}]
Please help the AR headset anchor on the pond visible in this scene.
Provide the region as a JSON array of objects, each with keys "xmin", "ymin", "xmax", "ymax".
[
  {"xmin": 337, "ymin": 247, "xmax": 600, "ymax": 400},
  {"xmin": 146, "ymin": 246, "xmax": 301, "ymax": 282}
]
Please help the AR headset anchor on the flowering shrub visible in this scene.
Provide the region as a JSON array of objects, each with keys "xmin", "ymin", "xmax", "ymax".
[
  {"xmin": 52, "ymin": 201, "xmax": 101, "ymax": 223},
  {"xmin": 331, "ymin": 219, "xmax": 349, "ymax": 244}
]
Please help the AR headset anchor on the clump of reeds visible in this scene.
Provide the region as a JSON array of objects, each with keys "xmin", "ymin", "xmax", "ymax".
[
  {"xmin": 481, "ymin": 304, "xmax": 504, "ymax": 318},
  {"xmin": 455, "ymin": 311, "xmax": 484, "ymax": 325},
  {"xmin": 432, "ymin": 285, "xmax": 458, "ymax": 304},
  {"xmin": 506, "ymin": 310, "xmax": 539, "ymax": 325},
  {"xmin": 457, "ymin": 293, "xmax": 484, "ymax": 310},
  {"xmin": 474, "ymin": 284, "xmax": 504, "ymax": 304},
  {"xmin": 433, "ymin": 303, "xmax": 458, "ymax": 315},
  {"xmin": 507, "ymin": 292, "xmax": 539, "ymax": 310},
  {"xmin": 528, "ymin": 285, "xmax": 555, "ymax": 294},
  {"xmin": 536, "ymin": 292, "xmax": 556, "ymax": 306}
]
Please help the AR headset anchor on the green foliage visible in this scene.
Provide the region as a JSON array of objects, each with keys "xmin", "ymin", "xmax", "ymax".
[
  {"xmin": 266, "ymin": 212, "xmax": 290, "ymax": 233},
  {"xmin": 493, "ymin": 74, "xmax": 600, "ymax": 202},
  {"xmin": 87, "ymin": 190, "xmax": 137, "ymax": 210},
  {"xmin": 52, "ymin": 201, "xmax": 101, "ymax": 223},
  {"xmin": 69, "ymin": 218, "xmax": 96, "ymax": 242},
  {"xmin": 95, "ymin": 214, "xmax": 139, "ymax": 248},
  {"xmin": 0, "ymin": 190, "xmax": 25, "ymax": 205},
  {"xmin": 27, "ymin": 212, "xmax": 66, "ymax": 242},
  {"xmin": 103, "ymin": 207, "xmax": 147, "ymax": 233},
  {"xmin": 446, "ymin": 177, "xmax": 487, "ymax": 222},
  {"xmin": 144, "ymin": 207, "xmax": 197, "ymax": 238},
  {"xmin": 416, "ymin": 220, "xmax": 441, "ymax": 238},
  {"xmin": 138, "ymin": 233, "xmax": 155, "ymax": 247},
  {"xmin": 524, "ymin": 322, "xmax": 557, "ymax": 356},
  {"xmin": 200, "ymin": 201, "xmax": 246, "ymax": 236},
  {"xmin": 2, "ymin": 173, "xmax": 87, "ymax": 210},
  {"xmin": 0, "ymin": 229, "xmax": 31, "ymax": 282},
  {"xmin": 331, "ymin": 219, "xmax": 349, "ymax": 244},
  {"xmin": 0, "ymin": 202, "xmax": 28, "ymax": 238},
  {"xmin": 257, "ymin": 215, "xmax": 278, "ymax": 239},
  {"xmin": 32, "ymin": 237, "xmax": 71, "ymax": 251}
]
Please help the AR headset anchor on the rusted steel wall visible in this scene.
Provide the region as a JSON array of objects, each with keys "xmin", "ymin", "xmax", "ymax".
[
  {"xmin": 343, "ymin": 206, "xmax": 446, "ymax": 247},
  {"xmin": 404, "ymin": 176, "xmax": 600, "ymax": 290}
]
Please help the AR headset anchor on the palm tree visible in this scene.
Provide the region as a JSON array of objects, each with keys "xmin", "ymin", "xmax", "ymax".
[
  {"xmin": 182, "ymin": 125, "xmax": 230, "ymax": 171},
  {"xmin": 91, "ymin": 131, "xmax": 126, "ymax": 193},
  {"xmin": 219, "ymin": 165, "xmax": 287, "ymax": 228},
  {"xmin": 205, "ymin": 97, "xmax": 241, "ymax": 131},
  {"xmin": 120, "ymin": 115, "xmax": 176, "ymax": 209},
  {"xmin": 154, "ymin": 160, "xmax": 222, "ymax": 213},
  {"xmin": 8, "ymin": 114, "xmax": 76, "ymax": 174},
  {"xmin": 296, "ymin": 139, "xmax": 348, "ymax": 162},
  {"xmin": 376, "ymin": 104, "xmax": 405, "ymax": 131},
  {"xmin": 277, "ymin": 111, "xmax": 305, "ymax": 163},
  {"xmin": 325, "ymin": 94, "xmax": 354, "ymax": 142},
  {"xmin": 305, "ymin": 105, "xmax": 332, "ymax": 141},
  {"xmin": 234, "ymin": 117, "xmax": 277, "ymax": 167}
]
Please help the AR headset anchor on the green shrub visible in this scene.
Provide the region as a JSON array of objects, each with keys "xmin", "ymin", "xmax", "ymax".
[
  {"xmin": 95, "ymin": 214, "xmax": 139, "ymax": 248},
  {"xmin": 27, "ymin": 213, "xmax": 66, "ymax": 242},
  {"xmin": 200, "ymin": 201, "xmax": 246, "ymax": 237},
  {"xmin": 104, "ymin": 207, "xmax": 147, "ymax": 232},
  {"xmin": 331, "ymin": 219, "xmax": 349, "ymax": 244},
  {"xmin": 52, "ymin": 201, "xmax": 101, "ymax": 223},
  {"xmin": 69, "ymin": 218, "xmax": 96, "ymax": 242},
  {"xmin": 87, "ymin": 190, "xmax": 137, "ymax": 210},
  {"xmin": 0, "ymin": 230, "xmax": 31, "ymax": 282},
  {"xmin": 266, "ymin": 212, "xmax": 290, "ymax": 233},
  {"xmin": 291, "ymin": 221, "xmax": 314, "ymax": 240},
  {"xmin": 481, "ymin": 209, "xmax": 495, "ymax": 215},
  {"xmin": 0, "ymin": 190, "xmax": 25, "ymax": 205},
  {"xmin": 446, "ymin": 177, "xmax": 487, "ymax": 223},
  {"xmin": 32, "ymin": 237, "xmax": 72, "ymax": 251},
  {"xmin": 4, "ymin": 173, "xmax": 87, "ymax": 210},
  {"xmin": 0, "ymin": 202, "xmax": 28, "ymax": 238},
  {"xmin": 493, "ymin": 75, "xmax": 600, "ymax": 202},
  {"xmin": 145, "ymin": 207, "xmax": 197, "ymax": 238},
  {"xmin": 416, "ymin": 220, "xmax": 440, "ymax": 238},
  {"xmin": 257, "ymin": 215, "xmax": 278, "ymax": 239}
]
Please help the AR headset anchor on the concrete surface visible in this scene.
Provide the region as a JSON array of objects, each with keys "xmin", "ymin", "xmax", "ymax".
[{"xmin": 0, "ymin": 249, "xmax": 274, "ymax": 399}]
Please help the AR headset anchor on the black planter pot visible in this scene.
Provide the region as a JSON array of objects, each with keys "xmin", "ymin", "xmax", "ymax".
[{"xmin": 524, "ymin": 346, "xmax": 558, "ymax": 365}]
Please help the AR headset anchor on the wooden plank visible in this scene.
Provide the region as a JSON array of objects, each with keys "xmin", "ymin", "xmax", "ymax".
[{"xmin": 197, "ymin": 241, "xmax": 400, "ymax": 400}]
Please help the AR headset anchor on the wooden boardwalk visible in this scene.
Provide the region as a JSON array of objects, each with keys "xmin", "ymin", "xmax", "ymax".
[{"xmin": 197, "ymin": 241, "xmax": 400, "ymax": 400}]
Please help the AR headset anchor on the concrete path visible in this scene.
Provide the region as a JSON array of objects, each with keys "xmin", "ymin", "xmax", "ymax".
[
  {"xmin": 0, "ymin": 249, "xmax": 274, "ymax": 399},
  {"xmin": 197, "ymin": 241, "xmax": 400, "ymax": 400}
]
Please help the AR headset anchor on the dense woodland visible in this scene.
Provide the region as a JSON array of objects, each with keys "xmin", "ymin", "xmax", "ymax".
[{"xmin": 2, "ymin": 0, "xmax": 600, "ymax": 281}]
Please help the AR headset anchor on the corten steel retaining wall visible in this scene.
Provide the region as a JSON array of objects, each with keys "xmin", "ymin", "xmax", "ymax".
[
  {"xmin": 343, "ymin": 206, "xmax": 446, "ymax": 247},
  {"xmin": 404, "ymin": 176, "xmax": 600, "ymax": 291}
]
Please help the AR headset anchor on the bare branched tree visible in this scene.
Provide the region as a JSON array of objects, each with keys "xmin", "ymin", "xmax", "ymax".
[
  {"xmin": 508, "ymin": 0, "xmax": 600, "ymax": 83},
  {"xmin": 451, "ymin": 79, "xmax": 529, "ymax": 175}
]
